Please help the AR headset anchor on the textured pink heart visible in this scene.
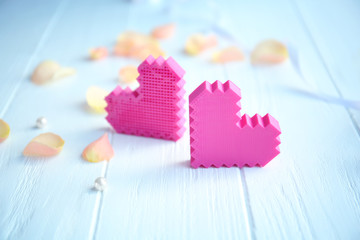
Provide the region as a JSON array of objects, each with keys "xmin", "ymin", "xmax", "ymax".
[
  {"xmin": 105, "ymin": 56, "xmax": 186, "ymax": 141},
  {"xmin": 189, "ymin": 80, "xmax": 281, "ymax": 168}
]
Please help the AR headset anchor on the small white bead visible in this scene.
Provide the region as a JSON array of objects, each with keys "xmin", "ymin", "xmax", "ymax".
[
  {"xmin": 94, "ymin": 177, "xmax": 107, "ymax": 191},
  {"xmin": 36, "ymin": 117, "xmax": 47, "ymax": 128}
]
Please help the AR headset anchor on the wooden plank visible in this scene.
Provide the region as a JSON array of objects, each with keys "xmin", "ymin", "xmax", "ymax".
[
  {"xmin": 0, "ymin": 0, "xmax": 65, "ymax": 116},
  {"xmin": 0, "ymin": 0, "xmax": 131, "ymax": 239},
  {"xmin": 1, "ymin": 0, "xmax": 359, "ymax": 239},
  {"xmin": 94, "ymin": 1, "xmax": 250, "ymax": 239},
  {"xmin": 293, "ymin": 0, "xmax": 360, "ymax": 131},
  {"xmin": 221, "ymin": 0, "xmax": 360, "ymax": 239}
]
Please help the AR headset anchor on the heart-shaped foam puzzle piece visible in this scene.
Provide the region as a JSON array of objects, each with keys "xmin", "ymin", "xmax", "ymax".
[
  {"xmin": 105, "ymin": 55, "xmax": 186, "ymax": 141},
  {"xmin": 189, "ymin": 80, "xmax": 281, "ymax": 168}
]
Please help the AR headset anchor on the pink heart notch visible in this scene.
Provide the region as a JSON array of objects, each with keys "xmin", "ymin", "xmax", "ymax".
[
  {"xmin": 105, "ymin": 55, "xmax": 186, "ymax": 141},
  {"xmin": 189, "ymin": 80, "xmax": 281, "ymax": 168}
]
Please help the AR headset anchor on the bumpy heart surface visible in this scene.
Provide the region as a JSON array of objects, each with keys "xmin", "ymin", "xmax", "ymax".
[
  {"xmin": 105, "ymin": 55, "xmax": 186, "ymax": 141},
  {"xmin": 189, "ymin": 80, "xmax": 281, "ymax": 168}
]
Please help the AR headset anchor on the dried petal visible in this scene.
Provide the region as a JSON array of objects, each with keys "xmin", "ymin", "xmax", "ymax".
[
  {"xmin": 119, "ymin": 65, "xmax": 139, "ymax": 83},
  {"xmin": 185, "ymin": 33, "xmax": 217, "ymax": 55},
  {"xmin": 82, "ymin": 133, "xmax": 114, "ymax": 162},
  {"xmin": 86, "ymin": 86, "xmax": 109, "ymax": 113},
  {"xmin": 23, "ymin": 132, "xmax": 64, "ymax": 157},
  {"xmin": 213, "ymin": 46, "xmax": 245, "ymax": 63},
  {"xmin": 89, "ymin": 47, "xmax": 108, "ymax": 60},
  {"xmin": 52, "ymin": 67, "xmax": 76, "ymax": 80},
  {"xmin": 0, "ymin": 119, "xmax": 10, "ymax": 143},
  {"xmin": 251, "ymin": 40, "xmax": 288, "ymax": 65},
  {"xmin": 151, "ymin": 23, "xmax": 176, "ymax": 39},
  {"xmin": 31, "ymin": 60, "xmax": 76, "ymax": 85},
  {"xmin": 114, "ymin": 31, "xmax": 165, "ymax": 60}
]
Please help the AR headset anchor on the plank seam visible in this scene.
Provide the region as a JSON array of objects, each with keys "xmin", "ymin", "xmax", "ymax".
[
  {"xmin": 239, "ymin": 168, "xmax": 256, "ymax": 240},
  {"xmin": 290, "ymin": 0, "xmax": 360, "ymax": 138},
  {"xmin": 88, "ymin": 131, "xmax": 113, "ymax": 240},
  {"xmin": 87, "ymin": 3, "xmax": 131, "ymax": 237}
]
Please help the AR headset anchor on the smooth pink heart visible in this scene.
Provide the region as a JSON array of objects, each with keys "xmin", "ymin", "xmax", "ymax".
[
  {"xmin": 106, "ymin": 56, "xmax": 186, "ymax": 141},
  {"xmin": 189, "ymin": 80, "xmax": 281, "ymax": 168}
]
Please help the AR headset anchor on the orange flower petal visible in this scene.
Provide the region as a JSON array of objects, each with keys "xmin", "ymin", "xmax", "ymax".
[
  {"xmin": 119, "ymin": 65, "xmax": 139, "ymax": 83},
  {"xmin": 151, "ymin": 23, "xmax": 176, "ymax": 39},
  {"xmin": 0, "ymin": 119, "xmax": 10, "ymax": 143},
  {"xmin": 86, "ymin": 86, "xmax": 109, "ymax": 113},
  {"xmin": 31, "ymin": 60, "xmax": 76, "ymax": 85},
  {"xmin": 114, "ymin": 31, "xmax": 165, "ymax": 60},
  {"xmin": 82, "ymin": 133, "xmax": 114, "ymax": 162},
  {"xmin": 89, "ymin": 47, "xmax": 108, "ymax": 60},
  {"xmin": 23, "ymin": 133, "xmax": 64, "ymax": 157},
  {"xmin": 251, "ymin": 40, "xmax": 288, "ymax": 65},
  {"xmin": 185, "ymin": 33, "xmax": 217, "ymax": 55},
  {"xmin": 213, "ymin": 46, "xmax": 245, "ymax": 63}
]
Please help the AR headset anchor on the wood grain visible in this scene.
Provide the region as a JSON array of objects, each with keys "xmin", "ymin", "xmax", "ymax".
[
  {"xmin": 222, "ymin": 0, "xmax": 360, "ymax": 238},
  {"xmin": 0, "ymin": 0, "xmax": 359, "ymax": 239},
  {"xmin": 0, "ymin": 0, "xmax": 65, "ymax": 116},
  {"xmin": 0, "ymin": 0, "xmax": 131, "ymax": 239},
  {"xmin": 293, "ymin": 0, "xmax": 360, "ymax": 132}
]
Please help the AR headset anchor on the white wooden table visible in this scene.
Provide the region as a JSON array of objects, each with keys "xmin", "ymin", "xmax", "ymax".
[{"xmin": 0, "ymin": 0, "xmax": 360, "ymax": 239}]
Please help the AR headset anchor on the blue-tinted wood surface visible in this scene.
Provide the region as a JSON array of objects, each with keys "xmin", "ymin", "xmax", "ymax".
[{"xmin": 0, "ymin": 0, "xmax": 359, "ymax": 239}]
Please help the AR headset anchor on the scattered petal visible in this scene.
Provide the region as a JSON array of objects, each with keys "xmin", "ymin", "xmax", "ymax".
[
  {"xmin": 212, "ymin": 46, "xmax": 245, "ymax": 63},
  {"xmin": 31, "ymin": 60, "xmax": 76, "ymax": 85},
  {"xmin": 251, "ymin": 40, "xmax": 288, "ymax": 65},
  {"xmin": 86, "ymin": 86, "xmax": 109, "ymax": 113},
  {"xmin": 82, "ymin": 133, "xmax": 114, "ymax": 163},
  {"xmin": 151, "ymin": 23, "xmax": 176, "ymax": 39},
  {"xmin": 89, "ymin": 47, "xmax": 108, "ymax": 60},
  {"xmin": 23, "ymin": 132, "xmax": 64, "ymax": 157},
  {"xmin": 114, "ymin": 31, "xmax": 165, "ymax": 60},
  {"xmin": 119, "ymin": 65, "xmax": 139, "ymax": 83},
  {"xmin": 31, "ymin": 61, "xmax": 60, "ymax": 84},
  {"xmin": 52, "ymin": 67, "xmax": 76, "ymax": 81},
  {"xmin": 185, "ymin": 33, "xmax": 217, "ymax": 55},
  {"xmin": 0, "ymin": 119, "xmax": 10, "ymax": 143}
]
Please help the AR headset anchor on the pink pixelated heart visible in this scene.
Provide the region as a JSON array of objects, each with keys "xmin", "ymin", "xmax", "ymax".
[
  {"xmin": 189, "ymin": 80, "xmax": 281, "ymax": 168},
  {"xmin": 105, "ymin": 56, "xmax": 186, "ymax": 141}
]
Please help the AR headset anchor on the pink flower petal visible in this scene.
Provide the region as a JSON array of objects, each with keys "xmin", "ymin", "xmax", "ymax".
[
  {"xmin": 23, "ymin": 133, "xmax": 65, "ymax": 157},
  {"xmin": 82, "ymin": 133, "xmax": 114, "ymax": 162},
  {"xmin": 213, "ymin": 46, "xmax": 245, "ymax": 63},
  {"xmin": 151, "ymin": 23, "xmax": 176, "ymax": 39}
]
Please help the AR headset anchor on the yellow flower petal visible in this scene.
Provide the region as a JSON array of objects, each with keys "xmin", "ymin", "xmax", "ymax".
[
  {"xmin": 0, "ymin": 119, "xmax": 10, "ymax": 143},
  {"xmin": 52, "ymin": 67, "xmax": 76, "ymax": 80},
  {"xmin": 86, "ymin": 86, "xmax": 109, "ymax": 113},
  {"xmin": 82, "ymin": 133, "xmax": 114, "ymax": 162},
  {"xmin": 23, "ymin": 132, "xmax": 64, "ymax": 157},
  {"xmin": 251, "ymin": 40, "xmax": 288, "ymax": 65},
  {"xmin": 89, "ymin": 47, "xmax": 108, "ymax": 60},
  {"xmin": 185, "ymin": 33, "xmax": 217, "ymax": 56},
  {"xmin": 151, "ymin": 23, "xmax": 176, "ymax": 39},
  {"xmin": 119, "ymin": 65, "xmax": 139, "ymax": 83},
  {"xmin": 31, "ymin": 60, "xmax": 76, "ymax": 85},
  {"xmin": 213, "ymin": 46, "xmax": 245, "ymax": 63}
]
